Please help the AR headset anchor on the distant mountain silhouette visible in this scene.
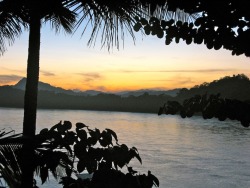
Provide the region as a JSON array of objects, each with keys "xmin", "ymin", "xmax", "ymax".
[
  {"xmin": 12, "ymin": 78, "xmax": 179, "ymax": 97},
  {"xmin": 13, "ymin": 78, "xmax": 104, "ymax": 96},
  {"xmin": 14, "ymin": 78, "xmax": 76, "ymax": 95},
  {"xmin": 1, "ymin": 74, "xmax": 250, "ymax": 113},
  {"xmin": 117, "ymin": 89, "xmax": 180, "ymax": 97}
]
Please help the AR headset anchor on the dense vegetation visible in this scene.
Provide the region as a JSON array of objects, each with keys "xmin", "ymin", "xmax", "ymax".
[
  {"xmin": 0, "ymin": 86, "xmax": 173, "ymax": 113},
  {"xmin": 159, "ymin": 94, "xmax": 250, "ymax": 128},
  {"xmin": 175, "ymin": 74, "xmax": 250, "ymax": 102},
  {"xmin": 0, "ymin": 122, "xmax": 159, "ymax": 188},
  {"xmin": 135, "ymin": 0, "xmax": 250, "ymax": 57},
  {"xmin": 158, "ymin": 74, "xmax": 250, "ymax": 128}
]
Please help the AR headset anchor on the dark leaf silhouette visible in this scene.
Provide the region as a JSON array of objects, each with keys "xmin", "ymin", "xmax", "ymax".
[
  {"xmin": 106, "ymin": 128, "xmax": 118, "ymax": 142},
  {"xmin": 76, "ymin": 122, "xmax": 87, "ymax": 129},
  {"xmin": 148, "ymin": 171, "xmax": 160, "ymax": 187},
  {"xmin": 40, "ymin": 166, "xmax": 49, "ymax": 184},
  {"xmin": 77, "ymin": 160, "xmax": 86, "ymax": 173}
]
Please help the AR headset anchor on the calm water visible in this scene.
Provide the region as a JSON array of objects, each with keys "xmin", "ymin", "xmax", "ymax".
[{"xmin": 0, "ymin": 107, "xmax": 250, "ymax": 188}]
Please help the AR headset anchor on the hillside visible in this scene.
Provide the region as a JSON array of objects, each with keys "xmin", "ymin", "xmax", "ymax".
[
  {"xmin": 117, "ymin": 89, "xmax": 180, "ymax": 97},
  {"xmin": 0, "ymin": 86, "xmax": 173, "ymax": 113},
  {"xmin": 175, "ymin": 74, "xmax": 250, "ymax": 101},
  {"xmin": 13, "ymin": 78, "xmax": 77, "ymax": 95}
]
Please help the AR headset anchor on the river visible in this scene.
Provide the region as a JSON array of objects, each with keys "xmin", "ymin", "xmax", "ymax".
[{"xmin": 0, "ymin": 107, "xmax": 250, "ymax": 188}]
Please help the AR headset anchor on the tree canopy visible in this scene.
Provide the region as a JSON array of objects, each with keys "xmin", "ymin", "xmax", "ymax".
[{"xmin": 135, "ymin": 0, "xmax": 250, "ymax": 57}]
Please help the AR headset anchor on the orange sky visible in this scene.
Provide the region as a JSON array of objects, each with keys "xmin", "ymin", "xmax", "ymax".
[{"xmin": 1, "ymin": 24, "xmax": 250, "ymax": 92}]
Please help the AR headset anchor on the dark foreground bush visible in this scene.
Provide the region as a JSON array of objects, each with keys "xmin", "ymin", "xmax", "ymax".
[{"xmin": 0, "ymin": 121, "xmax": 159, "ymax": 188}]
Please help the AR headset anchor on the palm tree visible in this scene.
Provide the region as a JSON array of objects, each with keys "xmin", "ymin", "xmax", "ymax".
[
  {"xmin": 0, "ymin": 0, "xmax": 197, "ymax": 186},
  {"xmin": 0, "ymin": 0, "xmax": 150, "ymax": 137},
  {"xmin": 1, "ymin": 0, "xmax": 77, "ymax": 138}
]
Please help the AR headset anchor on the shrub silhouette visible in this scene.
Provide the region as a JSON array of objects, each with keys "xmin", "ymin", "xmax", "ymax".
[
  {"xmin": 159, "ymin": 94, "xmax": 250, "ymax": 128},
  {"xmin": 0, "ymin": 121, "xmax": 159, "ymax": 188}
]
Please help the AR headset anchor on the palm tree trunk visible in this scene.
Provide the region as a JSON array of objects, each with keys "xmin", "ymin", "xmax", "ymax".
[
  {"xmin": 23, "ymin": 16, "xmax": 41, "ymax": 137},
  {"xmin": 21, "ymin": 14, "xmax": 41, "ymax": 188}
]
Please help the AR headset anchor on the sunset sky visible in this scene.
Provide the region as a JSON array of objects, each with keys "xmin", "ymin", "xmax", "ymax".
[{"xmin": 1, "ymin": 23, "xmax": 250, "ymax": 92}]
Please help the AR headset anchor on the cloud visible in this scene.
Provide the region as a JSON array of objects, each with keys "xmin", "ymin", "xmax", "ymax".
[
  {"xmin": 79, "ymin": 73, "xmax": 103, "ymax": 83},
  {"xmin": 116, "ymin": 68, "xmax": 239, "ymax": 73},
  {"xmin": 0, "ymin": 66, "xmax": 25, "ymax": 74},
  {"xmin": 41, "ymin": 70, "xmax": 55, "ymax": 76},
  {"xmin": 143, "ymin": 76, "xmax": 197, "ymax": 88},
  {"xmin": 0, "ymin": 75, "xmax": 23, "ymax": 84},
  {"xmin": 95, "ymin": 86, "xmax": 107, "ymax": 91},
  {"xmin": 175, "ymin": 78, "xmax": 196, "ymax": 85}
]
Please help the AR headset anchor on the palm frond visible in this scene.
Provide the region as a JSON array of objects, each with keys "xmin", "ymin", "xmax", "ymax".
[
  {"xmin": 44, "ymin": 0, "xmax": 77, "ymax": 34},
  {"xmin": 0, "ymin": 143, "xmax": 22, "ymax": 188},
  {"xmin": 0, "ymin": 12, "xmax": 23, "ymax": 55},
  {"xmin": 0, "ymin": 0, "xmax": 28, "ymax": 56},
  {"xmin": 70, "ymin": 0, "xmax": 142, "ymax": 50},
  {"xmin": 65, "ymin": 0, "xmax": 199, "ymax": 50},
  {"xmin": 0, "ymin": 127, "xmax": 74, "ymax": 187}
]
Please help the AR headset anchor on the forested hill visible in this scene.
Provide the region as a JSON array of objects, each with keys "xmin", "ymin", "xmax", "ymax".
[
  {"xmin": 0, "ymin": 86, "xmax": 173, "ymax": 113},
  {"xmin": 1, "ymin": 74, "xmax": 250, "ymax": 113},
  {"xmin": 175, "ymin": 74, "xmax": 250, "ymax": 102}
]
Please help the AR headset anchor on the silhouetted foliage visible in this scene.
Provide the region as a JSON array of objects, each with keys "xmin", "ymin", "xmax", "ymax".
[
  {"xmin": 136, "ymin": 1, "xmax": 250, "ymax": 57},
  {"xmin": 159, "ymin": 94, "xmax": 250, "ymax": 128},
  {"xmin": 0, "ymin": 122, "xmax": 159, "ymax": 188},
  {"xmin": 50, "ymin": 121, "xmax": 159, "ymax": 188},
  {"xmin": 0, "ymin": 126, "xmax": 73, "ymax": 188}
]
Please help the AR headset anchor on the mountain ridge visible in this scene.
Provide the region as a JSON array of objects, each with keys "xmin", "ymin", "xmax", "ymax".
[
  {"xmin": 12, "ymin": 78, "xmax": 180, "ymax": 97},
  {"xmin": 1, "ymin": 74, "xmax": 250, "ymax": 113}
]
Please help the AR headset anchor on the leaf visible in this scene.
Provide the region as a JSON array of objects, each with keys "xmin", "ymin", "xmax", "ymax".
[
  {"xmin": 117, "ymin": 160, "xmax": 126, "ymax": 169},
  {"xmin": 40, "ymin": 166, "xmax": 49, "ymax": 184},
  {"xmin": 106, "ymin": 128, "xmax": 118, "ymax": 142},
  {"xmin": 133, "ymin": 23, "xmax": 141, "ymax": 32},
  {"xmin": 157, "ymin": 30, "xmax": 164, "ymax": 38},
  {"xmin": 74, "ymin": 142, "xmax": 87, "ymax": 158},
  {"xmin": 134, "ymin": 152, "xmax": 142, "ymax": 164},
  {"xmin": 86, "ymin": 160, "xmax": 97, "ymax": 174},
  {"xmin": 131, "ymin": 147, "xmax": 142, "ymax": 164},
  {"xmin": 50, "ymin": 121, "xmax": 61, "ymax": 131},
  {"xmin": 76, "ymin": 122, "xmax": 87, "ymax": 129},
  {"xmin": 120, "ymin": 144, "xmax": 129, "ymax": 152},
  {"xmin": 77, "ymin": 160, "xmax": 86, "ymax": 173},
  {"xmin": 63, "ymin": 121, "xmax": 72, "ymax": 130},
  {"xmin": 148, "ymin": 171, "xmax": 159, "ymax": 187},
  {"xmin": 94, "ymin": 128, "xmax": 101, "ymax": 139},
  {"xmin": 39, "ymin": 128, "xmax": 49, "ymax": 135},
  {"xmin": 127, "ymin": 167, "xmax": 137, "ymax": 175},
  {"xmin": 77, "ymin": 129, "xmax": 87, "ymax": 141},
  {"xmin": 87, "ymin": 136, "xmax": 98, "ymax": 146},
  {"xmin": 64, "ymin": 131, "xmax": 76, "ymax": 145},
  {"xmin": 99, "ymin": 137, "xmax": 108, "ymax": 147},
  {"xmin": 100, "ymin": 131, "xmax": 112, "ymax": 146},
  {"xmin": 140, "ymin": 18, "xmax": 148, "ymax": 25},
  {"xmin": 66, "ymin": 168, "xmax": 72, "ymax": 177},
  {"xmin": 144, "ymin": 25, "xmax": 151, "ymax": 35}
]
